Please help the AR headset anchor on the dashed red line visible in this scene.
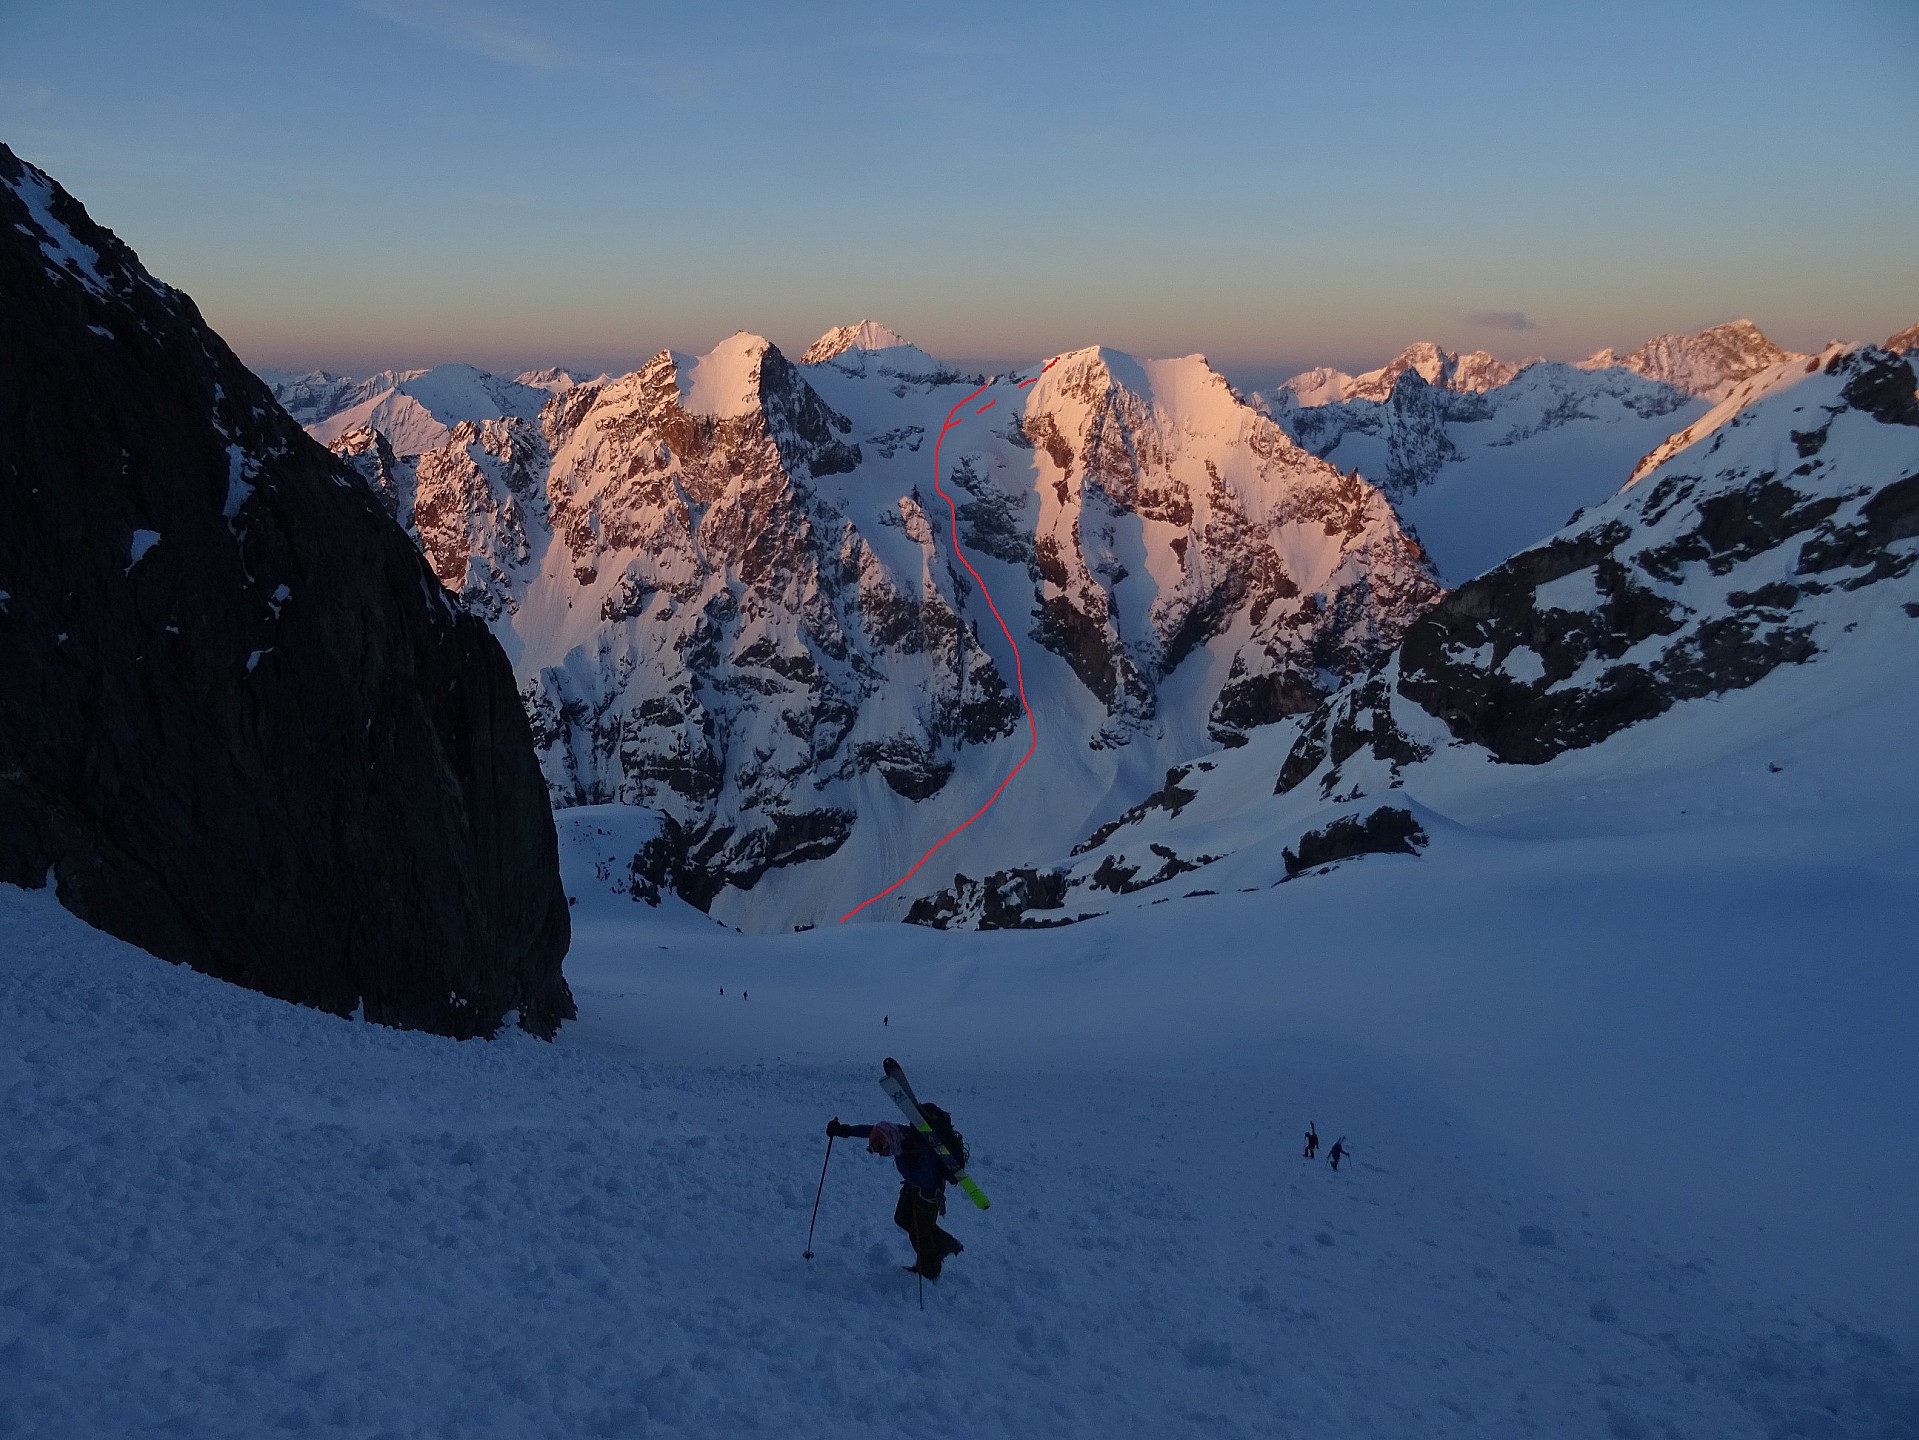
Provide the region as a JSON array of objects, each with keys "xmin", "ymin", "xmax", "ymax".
[
  {"xmin": 838, "ymin": 362, "xmax": 1056, "ymax": 922},
  {"xmin": 1016, "ymin": 357, "xmax": 1058, "ymax": 390}
]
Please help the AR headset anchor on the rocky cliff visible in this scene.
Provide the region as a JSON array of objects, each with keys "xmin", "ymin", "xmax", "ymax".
[
  {"xmin": 293, "ymin": 332, "xmax": 1442, "ymax": 929},
  {"xmin": 0, "ymin": 145, "xmax": 572, "ymax": 1038}
]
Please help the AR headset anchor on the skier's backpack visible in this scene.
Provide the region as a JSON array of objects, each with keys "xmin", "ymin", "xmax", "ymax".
[{"xmin": 920, "ymin": 1102, "xmax": 969, "ymax": 1169}]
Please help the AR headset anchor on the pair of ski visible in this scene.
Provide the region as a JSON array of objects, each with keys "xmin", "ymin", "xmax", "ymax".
[{"xmin": 880, "ymin": 1057, "xmax": 990, "ymax": 1211}]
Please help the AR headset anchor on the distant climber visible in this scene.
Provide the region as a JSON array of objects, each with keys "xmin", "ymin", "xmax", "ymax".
[
  {"xmin": 826, "ymin": 1109, "xmax": 967, "ymax": 1279},
  {"xmin": 1328, "ymin": 1138, "xmax": 1348, "ymax": 1171},
  {"xmin": 1303, "ymin": 1122, "xmax": 1319, "ymax": 1159},
  {"xmin": 883, "ymin": 1015, "xmax": 889, "ymax": 1027}
]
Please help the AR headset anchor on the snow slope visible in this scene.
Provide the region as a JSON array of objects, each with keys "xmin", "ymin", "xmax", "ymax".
[
  {"xmin": 12, "ymin": 342, "xmax": 1917, "ymax": 1421},
  {"xmin": 5, "ymin": 731, "xmax": 1914, "ymax": 1438}
]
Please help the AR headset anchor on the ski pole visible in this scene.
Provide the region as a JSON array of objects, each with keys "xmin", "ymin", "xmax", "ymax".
[{"xmin": 802, "ymin": 1133, "xmax": 835, "ymax": 1260}]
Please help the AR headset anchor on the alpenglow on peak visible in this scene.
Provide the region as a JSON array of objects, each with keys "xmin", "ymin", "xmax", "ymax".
[{"xmin": 801, "ymin": 320, "xmax": 915, "ymax": 365}]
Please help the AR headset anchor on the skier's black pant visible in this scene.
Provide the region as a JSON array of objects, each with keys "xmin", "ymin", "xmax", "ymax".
[{"xmin": 895, "ymin": 1184, "xmax": 959, "ymax": 1277}]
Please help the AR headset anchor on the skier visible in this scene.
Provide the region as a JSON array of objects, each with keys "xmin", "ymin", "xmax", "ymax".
[
  {"xmin": 826, "ymin": 1110, "xmax": 966, "ymax": 1279},
  {"xmin": 1303, "ymin": 1122, "xmax": 1319, "ymax": 1160},
  {"xmin": 1328, "ymin": 1137, "xmax": 1348, "ymax": 1171}
]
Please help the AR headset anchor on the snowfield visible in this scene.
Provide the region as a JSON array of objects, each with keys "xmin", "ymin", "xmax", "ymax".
[{"xmin": 7, "ymin": 649, "xmax": 1915, "ymax": 1439}]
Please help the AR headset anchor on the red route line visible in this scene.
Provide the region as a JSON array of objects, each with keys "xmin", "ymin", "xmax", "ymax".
[{"xmin": 838, "ymin": 356, "xmax": 1059, "ymax": 922}]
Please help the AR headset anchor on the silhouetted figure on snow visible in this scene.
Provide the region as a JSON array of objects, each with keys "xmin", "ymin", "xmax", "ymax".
[
  {"xmin": 1328, "ymin": 1138, "xmax": 1348, "ymax": 1171},
  {"xmin": 883, "ymin": 1015, "xmax": 889, "ymax": 1027},
  {"xmin": 826, "ymin": 1110, "xmax": 967, "ymax": 1279},
  {"xmin": 1303, "ymin": 1123, "xmax": 1319, "ymax": 1159}
]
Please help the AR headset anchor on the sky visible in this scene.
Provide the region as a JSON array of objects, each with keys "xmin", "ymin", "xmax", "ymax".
[{"xmin": 2, "ymin": 0, "xmax": 1915, "ymax": 387}]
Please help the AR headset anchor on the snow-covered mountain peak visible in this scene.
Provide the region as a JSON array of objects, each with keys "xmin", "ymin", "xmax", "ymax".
[
  {"xmin": 800, "ymin": 320, "xmax": 913, "ymax": 364},
  {"xmin": 300, "ymin": 318, "xmax": 1438, "ymax": 927},
  {"xmin": 2, "ymin": 147, "xmax": 181, "ymax": 318},
  {"xmin": 797, "ymin": 320, "xmax": 970, "ymax": 387},
  {"xmin": 670, "ymin": 331, "xmax": 778, "ymax": 418},
  {"xmin": 1033, "ymin": 346, "xmax": 1252, "ymax": 437},
  {"xmin": 1885, "ymin": 321, "xmax": 1919, "ymax": 356},
  {"xmin": 1584, "ymin": 319, "xmax": 1803, "ymax": 400},
  {"xmin": 1368, "ymin": 341, "xmax": 1522, "ymax": 399}
]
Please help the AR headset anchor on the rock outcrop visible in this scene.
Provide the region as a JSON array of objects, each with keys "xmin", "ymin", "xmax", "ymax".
[{"xmin": 0, "ymin": 145, "xmax": 572, "ymax": 1038}]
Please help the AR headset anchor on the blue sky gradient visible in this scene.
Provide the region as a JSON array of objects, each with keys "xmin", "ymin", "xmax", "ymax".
[{"xmin": 3, "ymin": 0, "xmax": 1914, "ymax": 385}]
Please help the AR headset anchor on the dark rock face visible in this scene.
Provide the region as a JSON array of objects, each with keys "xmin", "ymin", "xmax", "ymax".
[
  {"xmin": 1834, "ymin": 346, "xmax": 1919, "ymax": 428},
  {"xmin": 0, "ymin": 145, "xmax": 572, "ymax": 1038},
  {"xmin": 903, "ymin": 867, "xmax": 1082, "ymax": 930},
  {"xmin": 1282, "ymin": 807, "xmax": 1427, "ymax": 878}
]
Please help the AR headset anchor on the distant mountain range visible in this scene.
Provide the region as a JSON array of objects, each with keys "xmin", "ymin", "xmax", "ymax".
[
  {"xmin": 1260, "ymin": 321, "xmax": 1829, "ymax": 584},
  {"xmin": 274, "ymin": 331, "xmax": 1439, "ymax": 930},
  {"xmin": 262, "ymin": 316, "xmax": 1916, "ymax": 931},
  {"xmin": 3, "ymin": 135, "xmax": 1913, "ymax": 951}
]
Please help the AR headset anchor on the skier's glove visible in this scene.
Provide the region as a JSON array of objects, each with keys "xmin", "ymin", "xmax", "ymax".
[{"xmin": 827, "ymin": 1118, "xmax": 852, "ymax": 1138}]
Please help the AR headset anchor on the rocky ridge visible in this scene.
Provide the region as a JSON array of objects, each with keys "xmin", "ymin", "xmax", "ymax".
[{"xmin": 1578, "ymin": 319, "xmax": 1804, "ymax": 402}]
